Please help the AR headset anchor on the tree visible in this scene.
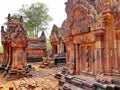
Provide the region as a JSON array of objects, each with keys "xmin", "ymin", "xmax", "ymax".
[
  {"xmin": 12, "ymin": 13, "xmax": 21, "ymax": 19},
  {"xmin": 0, "ymin": 45, "xmax": 3, "ymax": 53},
  {"xmin": 46, "ymin": 39, "xmax": 52, "ymax": 50},
  {"xmin": 19, "ymin": 2, "xmax": 52, "ymax": 38}
]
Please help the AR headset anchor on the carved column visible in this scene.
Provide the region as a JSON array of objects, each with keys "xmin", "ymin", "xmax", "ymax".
[
  {"xmin": 7, "ymin": 44, "xmax": 12, "ymax": 69},
  {"xmin": 85, "ymin": 46, "xmax": 88, "ymax": 72},
  {"xmin": 69, "ymin": 42, "xmax": 75, "ymax": 74},
  {"xmin": 110, "ymin": 26, "xmax": 118, "ymax": 70},
  {"xmin": 64, "ymin": 37, "xmax": 75, "ymax": 74},
  {"xmin": 104, "ymin": 12, "xmax": 118, "ymax": 75},
  {"xmin": 75, "ymin": 44, "xmax": 79, "ymax": 75},
  {"xmin": 2, "ymin": 42, "xmax": 7, "ymax": 63},
  {"xmin": 116, "ymin": 35, "xmax": 120, "ymax": 69},
  {"xmin": 94, "ymin": 30, "xmax": 105, "ymax": 75},
  {"xmin": 95, "ymin": 36, "xmax": 102, "ymax": 74},
  {"xmin": 79, "ymin": 45, "xmax": 82, "ymax": 73},
  {"xmin": 57, "ymin": 42, "xmax": 60, "ymax": 54}
]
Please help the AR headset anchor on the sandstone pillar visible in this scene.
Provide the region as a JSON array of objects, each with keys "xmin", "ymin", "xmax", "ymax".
[
  {"xmin": 75, "ymin": 44, "xmax": 79, "ymax": 75},
  {"xmin": 94, "ymin": 29, "xmax": 105, "ymax": 75},
  {"xmin": 104, "ymin": 12, "xmax": 118, "ymax": 75},
  {"xmin": 95, "ymin": 36, "xmax": 103, "ymax": 74}
]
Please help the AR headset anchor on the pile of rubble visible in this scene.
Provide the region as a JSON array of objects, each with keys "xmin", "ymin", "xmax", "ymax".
[
  {"xmin": 12, "ymin": 64, "xmax": 63, "ymax": 90},
  {"xmin": 39, "ymin": 57, "xmax": 54, "ymax": 68},
  {"xmin": 13, "ymin": 76, "xmax": 58, "ymax": 90}
]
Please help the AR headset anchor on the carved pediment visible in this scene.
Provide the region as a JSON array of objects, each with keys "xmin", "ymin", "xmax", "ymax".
[
  {"xmin": 71, "ymin": 5, "xmax": 93, "ymax": 35},
  {"xmin": 50, "ymin": 33, "xmax": 58, "ymax": 43},
  {"xmin": 50, "ymin": 25, "xmax": 59, "ymax": 36},
  {"xmin": 50, "ymin": 24, "xmax": 60, "ymax": 43},
  {"xmin": 12, "ymin": 30, "xmax": 28, "ymax": 46},
  {"xmin": 7, "ymin": 24, "xmax": 28, "ymax": 47},
  {"xmin": 5, "ymin": 14, "xmax": 28, "ymax": 46}
]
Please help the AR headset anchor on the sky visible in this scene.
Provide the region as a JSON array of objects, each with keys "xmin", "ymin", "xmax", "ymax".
[{"xmin": 0, "ymin": 0, "xmax": 67, "ymax": 37}]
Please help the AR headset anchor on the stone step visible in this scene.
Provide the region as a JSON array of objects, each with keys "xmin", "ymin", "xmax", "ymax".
[
  {"xmin": 63, "ymin": 83, "xmax": 85, "ymax": 90},
  {"xmin": 54, "ymin": 73, "xmax": 62, "ymax": 79}
]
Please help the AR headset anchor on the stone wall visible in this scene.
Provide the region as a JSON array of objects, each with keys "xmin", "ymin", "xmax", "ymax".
[{"xmin": 27, "ymin": 31, "xmax": 47, "ymax": 61}]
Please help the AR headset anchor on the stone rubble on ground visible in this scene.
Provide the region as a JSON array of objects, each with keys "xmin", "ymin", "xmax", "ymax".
[{"xmin": 12, "ymin": 63, "xmax": 63, "ymax": 90}]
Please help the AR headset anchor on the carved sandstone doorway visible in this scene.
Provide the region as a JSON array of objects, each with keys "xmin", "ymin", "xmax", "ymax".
[{"xmin": 80, "ymin": 44, "xmax": 94, "ymax": 74}]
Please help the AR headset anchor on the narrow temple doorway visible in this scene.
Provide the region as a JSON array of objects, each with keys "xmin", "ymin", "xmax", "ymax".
[
  {"xmin": 80, "ymin": 44, "xmax": 94, "ymax": 74},
  {"xmin": 63, "ymin": 43, "xmax": 66, "ymax": 53}
]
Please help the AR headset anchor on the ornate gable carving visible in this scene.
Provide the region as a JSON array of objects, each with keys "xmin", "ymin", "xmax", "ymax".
[
  {"xmin": 6, "ymin": 14, "xmax": 28, "ymax": 47},
  {"xmin": 71, "ymin": 5, "xmax": 93, "ymax": 35},
  {"xmin": 11, "ymin": 25, "xmax": 28, "ymax": 46},
  {"xmin": 50, "ymin": 33, "xmax": 58, "ymax": 43},
  {"xmin": 50, "ymin": 25, "xmax": 59, "ymax": 43},
  {"xmin": 64, "ymin": 0, "xmax": 97, "ymax": 36}
]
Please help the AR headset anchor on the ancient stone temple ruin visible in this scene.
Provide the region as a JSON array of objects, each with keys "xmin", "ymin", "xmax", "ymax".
[
  {"xmin": 50, "ymin": 24, "xmax": 66, "ymax": 56},
  {"xmin": 27, "ymin": 31, "xmax": 47, "ymax": 61},
  {"xmin": 57, "ymin": 0, "xmax": 120, "ymax": 89},
  {"xmin": 1, "ymin": 14, "xmax": 29, "ymax": 78},
  {"xmin": 50, "ymin": 24, "xmax": 66, "ymax": 64}
]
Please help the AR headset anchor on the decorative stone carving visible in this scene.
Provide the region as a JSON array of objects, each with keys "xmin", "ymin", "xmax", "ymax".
[
  {"xmin": 95, "ymin": 0, "xmax": 119, "ymax": 13},
  {"xmin": 58, "ymin": 0, "xmax": 120, "ymax": 89},
  {"xmin": 71, "ymin": 5, "xmax": 92, "ymax": 35},
  {"xmin": 73, "ymin": 33, "xmax": 95, "ymax": 44},
  {"xmin": 0, "ymin": 14, "xmax": 29, "ymax": 78}
]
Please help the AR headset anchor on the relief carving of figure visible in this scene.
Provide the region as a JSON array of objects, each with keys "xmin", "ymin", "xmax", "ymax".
[{"xmin": 97, "ymin": 15, "xmax": 105, "ymax": 29}]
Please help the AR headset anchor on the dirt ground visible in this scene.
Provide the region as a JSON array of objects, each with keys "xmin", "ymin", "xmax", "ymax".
[{"xmin": 0, "ymin": 62, "xmax": 63, "ymax": 90}]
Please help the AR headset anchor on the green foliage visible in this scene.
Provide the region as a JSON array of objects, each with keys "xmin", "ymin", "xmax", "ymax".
[
  {"xmin": 12, "ymin": 13, "xmax": 21, "ymax": 19},
  {"xmin": 46, "ymin": 39, "xmax": 52, "ymax": 50},
  {"xmin": 19, "ymin": 2, "xmax": 52, "ymax": 38},
  {"xmin": 0, "ymin": 45, "xmax": 3, "ymax": 53}
]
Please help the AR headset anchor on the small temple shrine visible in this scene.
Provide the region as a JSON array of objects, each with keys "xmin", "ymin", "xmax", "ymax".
[
  {"xmin": 56, "ymin": 0, "xmax": 120, "ymax": 89},
  {"xmin": 50, "ymin": 24, "xmax": 66, "ymax": 64},
  {"xmin": 50, "ymin": 24, "xmax": 66, "ymax": 56},
  {"xmin": 1, "ymin": 14, "xmax": 28, "ymax": 77}
]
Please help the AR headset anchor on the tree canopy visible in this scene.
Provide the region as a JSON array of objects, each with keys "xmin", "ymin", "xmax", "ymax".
[
  {"xmin": 12, "ymin": 13, "xmax": 21, "ymax": 19},
  {"xmin": 19, "ymin": 2, "xmax": 52, "ymax": 38}
]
